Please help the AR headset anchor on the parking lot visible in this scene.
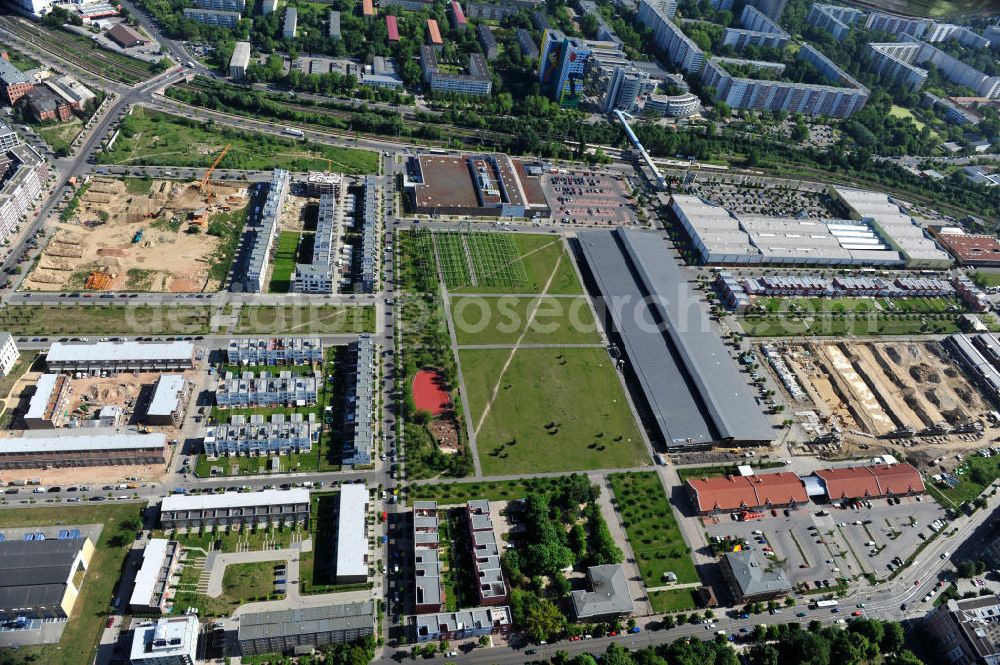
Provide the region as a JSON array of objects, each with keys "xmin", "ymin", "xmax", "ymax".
[
  {"xmin": 703, "ymin": 496, "xmax": 946, "ymax": 588},
  {"xmin": 541, "ymin": 171, "xmax": 636, "ymax": 226}
]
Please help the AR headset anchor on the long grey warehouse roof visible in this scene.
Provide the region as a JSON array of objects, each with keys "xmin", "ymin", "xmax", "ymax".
[
  {"xmin": 0, "ymin": 432, "xmax": 165, "ymax": 454},
  {"xmin": 47, "ymin": 341, "xmax": 194, "ymax": 363},
  {"xmin": 578, "ymin": 229, "xmax": 774, "ymax": 447},
  {"xmin": 161, "ymin": 488, "xmax": 309, "ymax": 512}
]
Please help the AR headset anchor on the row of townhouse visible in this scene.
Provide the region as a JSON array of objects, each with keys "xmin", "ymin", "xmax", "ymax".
[
  {"xmin": 358, "ymin": 176, "xmax": 379, "ymax": 294},
  {"xmin": 294, "ymin": 189, "xmax": 342, "ymax": 294},
  {"xmin": 244, "ymin": 169, "xmax": 290, "ymax": 293},
  {"xmin": 216, "ymin": 370, "xmax": 320, "ymax": 408},
  {"xmin": 226, "ymin": 337, "xmax": 324, "ymax": 366},
  {"xmin": 203, "ymin": 413, "xmax": 320, "ymax": 456},
  {"xmin": 343, "ymin": 335, "xmax": 376, "ymax": 465},
  {"xmin": 159, "ymin": 488, "xmax": 310, "ymax": 530},
  {"xmin": 465, "ymin": 500, "xmax": 507, "ymax": 606},
  {"xmin": 413, "ymin": 501, "xmax": 445, "ymax": 614}
]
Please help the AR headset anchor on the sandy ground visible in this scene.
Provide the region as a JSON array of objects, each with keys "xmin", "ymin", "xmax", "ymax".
[
  {"xmin": 0, "ymin": 462, "xmax": 167, "ymax": 487},
  {"xmin": 25, "ymin": 177, "xmax": 248, "ymax": 292},
  {"xmin": 771, "ymin": 341, "xmax": 993, "ymax": 460}
]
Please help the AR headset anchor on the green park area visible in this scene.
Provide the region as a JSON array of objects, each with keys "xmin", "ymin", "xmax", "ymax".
[
  {"xmin": 740, "ymin": 314, "xmax": 960, "ymax": 337},
  {"xmin": 409, "ymin": 475, "xmax": 582, "ymax": 505},
  {"xmin": 929, "ymin": 454, "xmax": 1000, "ymax": 508},
  {"xmin": 98, "ymin": 108, "xmax": 378, "ymax": 173},
  {"xmin": 36, "ymin": 118, "xmax": 83, "ymax": 155},
  {"xmin": 0, "ymin": 304, "xmax": 212, "ymax": 335},
  {"xmin": 450, "ymin": 295, "xmax": 600, "ymax": 346},
  {"xmin": 268, "ymin": 231, "xmax": 305, "ymax": 293},
  {"xmin": 461, "ymin": 346, "xmax": 647, "ymax": 475},
  {"xmin": 608, "ymin": 472, "xmax": 699, "ymax": 611},
  {"xmin": 173, "ymin": 561, "xmax": 282, "ymax": 617},
  {"xmin": 0, "ymin": 504, "xmax": 141, "ymax": 665}
]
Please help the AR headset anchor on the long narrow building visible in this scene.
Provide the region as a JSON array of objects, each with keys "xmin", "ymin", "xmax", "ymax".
[{"xmin": 577, "ymin": 228, "xmax": 774, "ymax": 450}]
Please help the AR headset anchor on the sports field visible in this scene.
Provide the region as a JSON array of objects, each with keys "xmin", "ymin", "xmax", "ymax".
[
  {"xmin": 461, "ymin": 346, "xmax": 647, "ymax": 475},
  {"xmin": 434, "ymin": 232, "xmax": 582, "ymax": 295},
  {"xmin": 450, "ymin": 295, "xmax": 599, "ymax": 346}
]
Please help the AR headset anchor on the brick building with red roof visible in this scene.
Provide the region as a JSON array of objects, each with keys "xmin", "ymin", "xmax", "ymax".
[
  {"xmin": 814, "ymin": 463, "xmax": 924, "ymax": 501},
  {"xmin": 688, "ymin": 472, "xmax": 808, "ymax": 515}
]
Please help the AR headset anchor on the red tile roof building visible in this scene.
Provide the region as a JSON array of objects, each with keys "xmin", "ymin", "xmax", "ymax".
[
  {"xmin": 932, "ymin": 230, "xmax": 1000, "ymax": 267},
  {"xmin": 688, "ymin": 472, "xmax": 808, "ymax": 515},
  {"xmin": 814, "ymin": 463, "xmax": 924, "ymax": 501},
  {"xmin": 427, "ymin": 19, "xmax": 443, "ymax": 46},
  {"xmin": 362, "ymin": 0, "xmax": 375, "ymax": 18},
  {"xmin": 449, "ymin": 1, "xmax": 467, "ymax": 30},
  {"xmin": 386, "ymin": 15, "xmax": 399, "ymax": 42}
]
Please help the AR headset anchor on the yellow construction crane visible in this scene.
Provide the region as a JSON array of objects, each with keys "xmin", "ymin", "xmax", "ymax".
[{"xmin": 201, "ymin": 143, "xmax": 232, "ymax": 199}]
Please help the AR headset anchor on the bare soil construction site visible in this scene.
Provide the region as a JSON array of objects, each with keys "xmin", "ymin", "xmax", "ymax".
[
  {"xmin": 767, "ymin": 341, "xmax": 991, "ymax": 454},
  {"xmin": 24, "ymin": 177, "xmax": 248, "ymax": 292}
]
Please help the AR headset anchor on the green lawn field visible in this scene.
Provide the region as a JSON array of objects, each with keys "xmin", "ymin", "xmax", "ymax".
[
  {"xmin": 0, "ymin": 304, "xmax": 212, "ymax": 335},
  {"xmin": 460, "ymin": 346, "xmax": 647, "ymax": 475},
  {"xmin": 235, "ymin": 305, "xmax": 375, "ymax": 334},
  {"xmin": 608, "ymin": 472, "xmax": 699, "ymax": 587},
  {"xmin": 450, "ymin": 295, "xmax": 600, "ymax": 346},
  {"xmin": 268, "ymin": 231, "xmax": 301, "ymax": 293},
  {"xmin": 98, "ymin": 108, "xmax": 378, "ymax": 173}
]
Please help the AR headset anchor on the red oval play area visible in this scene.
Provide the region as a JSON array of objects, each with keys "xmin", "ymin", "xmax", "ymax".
[{"xmin": 412, "ymin": 369, "xmax": 451, "ymax": 416}]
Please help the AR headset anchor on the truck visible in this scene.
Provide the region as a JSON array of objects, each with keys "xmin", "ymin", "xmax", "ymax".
[
  {"xmin": 283, "ymin": 127, "xmax": 305, "ymax": 138},
  {"xmin": 812, "ymin": 600, "xmax": 839, "ymax": 609}
]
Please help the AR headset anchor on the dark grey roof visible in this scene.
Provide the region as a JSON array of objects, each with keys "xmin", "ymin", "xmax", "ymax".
[
  {"xmin": 238, "ymin": 601, "xmax": 374, "ymax": 641},
  {"xmin": 0, "ymin": 59, "xmax": 28, "ymax": 86},
  {"xmin": 725, "ymin": 549, "xmax": 790, "ymax": 597},
  {"xmin": 0, "ymin": 538, "xmax": 87, "ymax": 611},
  {"xmin": 577, "ymin": 229, "xmax": 774, "ymax": 446},
  {"xmin": 571, "ymin": 564, "xmax": 634, "ymax": 618}
]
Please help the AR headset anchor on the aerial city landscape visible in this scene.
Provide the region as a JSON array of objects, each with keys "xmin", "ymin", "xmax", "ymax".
[{"xmin": 0, "ymin": 0, "xmax": 999, "ymax": 662}]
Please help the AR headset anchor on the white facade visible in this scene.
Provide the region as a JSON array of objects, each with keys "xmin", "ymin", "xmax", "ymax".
[
  {"xmin": 230, "ymin": 41, "xmax": 251, "ymax": 79},
  {"xmin": 129, "ymin": 617, "xmax": 198, "ymax": 665},
  {"xmin": 0, "ymin": 333, "xmax": 18, "ymax": 377},
  {"xmin": 0, "ymin": 146, "xmax": 47, "ymax": 248}
]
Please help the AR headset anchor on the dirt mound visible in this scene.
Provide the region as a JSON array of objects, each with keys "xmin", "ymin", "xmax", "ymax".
[
  {"xmin": 97, "ymin": 248, "xmax": 128, "ymax": 258},
  {"xmin": 910, "ymin": 364, "xmax": 940, "ymax": 384}
]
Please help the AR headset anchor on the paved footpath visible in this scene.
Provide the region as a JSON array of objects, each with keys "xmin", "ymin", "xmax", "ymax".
[{"xmin": 591, "ymin": 473, "xmax": 653, "ymax": 616}]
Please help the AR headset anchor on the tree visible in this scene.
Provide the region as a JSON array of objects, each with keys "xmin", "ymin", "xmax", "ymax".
[
  {"xmin": 524, "ymin": 598, "xmax": 566, "ymax": 643},
  {"xmin": 881, "ymin": 622, "xmax": 904, "ymax": 653},
  {"xmin": 958, "ymin": 560, "xmax": 977, "ymax": 578}
]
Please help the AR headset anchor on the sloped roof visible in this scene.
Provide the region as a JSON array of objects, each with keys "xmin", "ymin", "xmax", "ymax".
[
  {"xmin": 688, "ymin": 472, "xmax": 807, "ymax": 512},
  {"xmin": 571, "ymin": 564, "xmax": 635, "ymax": 618},
  {"xmin": 814, "ymin": 463, "xmax": 923, "ymax": 499}
]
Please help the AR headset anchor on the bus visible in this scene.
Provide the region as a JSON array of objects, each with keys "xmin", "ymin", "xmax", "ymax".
[
  {"xmin": 282, "ymin": 127, "xmax": 305, "ymax": 138},
  {"xmin": 812, "ymin": 600, "xmax": 839, "ymax": 609}
]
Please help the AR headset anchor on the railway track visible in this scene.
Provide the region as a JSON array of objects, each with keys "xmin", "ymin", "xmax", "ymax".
[{"xmin": 0, "ymin": 16, "xmax": 155, "ymax": 85}]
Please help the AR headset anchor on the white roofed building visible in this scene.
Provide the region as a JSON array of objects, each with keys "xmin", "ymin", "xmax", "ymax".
[{"xmin": 336, "ymin": 484, "xmax": 370, "ymax": 584}]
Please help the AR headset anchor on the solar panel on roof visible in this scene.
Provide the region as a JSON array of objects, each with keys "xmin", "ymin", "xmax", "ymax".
[
  {"xmin": 70, "ymin": 529, "xmax": 80, "ymax": 538},
  {"xmin": 24, "ymin": 533, "xmax": 33, "ymax": 541},
  {"xmin": 35, "ymin": 533, "xmax": 45, "ymax": 541}
]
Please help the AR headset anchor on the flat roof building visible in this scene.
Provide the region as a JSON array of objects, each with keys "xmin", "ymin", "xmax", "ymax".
[
  {"xmin": 0, "ymin": 432, "xmax": 166, "ymax": 469},
  {"xmin": 159, "ymin": 488, "xmax": 310, "ymax": 530},
  {"xmin": 238, "ymin": 601, "xmax": 374, "ymax": 656},
  {"xmin": 146, "ymin": 374, "xmax": 189, "ymax": 426},
  {"xmin": 577, "ymin": 228, "xmax": 774, "ymax": 450},
  {"xmin": 283, "ymin": 6, "xmax": 298, "ymax": 38},
  {"xmin": 570, "ymin": 564, "xmax": 635, "ymax": 620},
  {"xmin": 931, "ymin": 228, "xmax": 1000, "ymax": 266},
  {"xmin": 230, "ymin": 41, "xmax": 251, "ymax": 80},
  {"xmin": 182, "ymin": 7, "xmax": 241, "ymax": 26},
  {"xmin": 336, "ymin": 484, "xmax": 370, "ymax": 584},
  {"xmin": 925, "ymin": 594, "xmax": 1000, "ymax": 665},
  {"xmin": 46, "ymin": 341, "xmax": 194, "ymax": 374},
  {"xmin": 721, "ymin": 548, "xmax": 791, "ymax": 603},
  {"xmin": 466, "ymin": 500, "xmax": 506, "ymax": 606},
  {"xmin": 344, "ymin": 336, "xmax": 376, "ymax": 465},
  {"xmin": 129, "ymin": 616, "xmax": 199, "ymax": 665},
  {"xmin": 0, "ymin": 332, "xmax": 18, "ymax": 378},
  {"xmin": 245, "ymin": 170, "xmax": 290, "ymax": 293},
  {"xmin": 415, "ymin": 606, "xmax": 512, "ymax": 643},
  {"xmin": 203, "ymin": 413, "xmax": 319, "ymax": 457},
  {"xmin": 24, "ymin": 373, "xmax": 71, "ymax": 429},
  {"xmin": 226, "ymin": 337, "xmax": 323, "ymax": 366},
  {"xmin": 0, "ymin": 536, "xmax": 94, "ymax": 621},
  {"xmin": 129, "ymin": 539, "xmax": 180, "ymax": 615},
  {"xmin": 413, "ymin": 500, "xmax": 444, "ymax": 614}
]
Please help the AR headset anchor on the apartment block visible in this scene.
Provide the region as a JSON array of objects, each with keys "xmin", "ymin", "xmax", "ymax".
[
  {"xmin": 146, "ymin": 374, "xmax": 190, "ymax": 426},
  {"xmin": 215, "ymin": 370, "xmax": 319, "ymax": 408},
  {"xmin": 182, "ymin": 7, "xmax": 241, "ymax": 26},
  {"xmin": 637, "ymin": 0, "xmax": 703, "ymax": 74},
  {"xmin": 294, "ymin": 191, "xmax": 341, "ymax": 294},
  {"xmin": 244, "ymin": 169, "xmax": 289, "ymax": 293},
  {"xmin": 24, "ymin": 373, "xmax": 72, "ymax": 429},
  {"xmin": 415, "ymin": 606, "xmax": 512, "ymax": 643},
  {"xmin": 723, "ymin": 5, "xmax": 790, "ymax": 51},
  {"xmin": 422, "ymin": 47, "xmax": 493, "ymax": 96},
  {"xmin": 805, "ymin": 3, "xmax": 864, "ymax": 41},
  {"xmin": 413, "ymin": 500, "xmax": 445, "ymax": 614},
  {"xmin": 0, "ymin": 59, "xmax": 32, "ymax": 106},
  {"xmin": 866, "ymin": 42, "xmax": 928, "ymax": 92},
  {"xmin": 0, "ymin": 145, "xmax": 47, "ymax": 246},
  {"xmin": 192, "ymin": 0, "xmax": 245, "ymax": 11},
  {"xmin": 238, "ymin": 602, "xmax": 374, "ymax": 656},
  {"xmin": 358, "ymin": 176, "xmax": 379, "ymax": 293},
  {"xmin": 203, "ymin": 413, "xmax": 320, "ymax": 456},
  {"xmin": 230, "ymin": 41, "xmax": 251, "ymax": 79},
  {"xmin": 128, "ymin": 539, "xmax": 180, "ymax": 615},
  {"xmin": 226, "ymin": 337, "xmax": 324, "ymax": 366},
  {"xmin": 46, "ymin": 341, "xmax": 194, "ymax": 374},
  {"xmin": 159, "ymin": 488, "xmax": 310, "ymax": 529},
  {"xmin": 466, "ymin": 500, "xmax": 507, "ymax": 606},
  {"xmin": 0, "ymin": 122, "xmax": 20, "ymax": 152},
  {"xmin": 343, "ymin": 335, "xmax": 375, "ymax": 465}
]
